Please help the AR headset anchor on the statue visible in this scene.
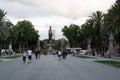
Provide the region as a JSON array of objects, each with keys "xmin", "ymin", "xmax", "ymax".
[
  {"xmin": 47, "ymin": 26, "xmax": 53, "ymax": 54},
  {"xmin": 49, "ymin": 26, "xmax": 52, "ymax": 40}
]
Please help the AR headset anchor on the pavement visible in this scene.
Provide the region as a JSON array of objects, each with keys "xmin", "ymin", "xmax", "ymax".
[{"xmin": 0, "ymin": 55, "xmax": 120, "ymax": 80}]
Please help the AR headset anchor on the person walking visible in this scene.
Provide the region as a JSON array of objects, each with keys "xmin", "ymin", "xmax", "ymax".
[
  {"xmin": 35, "ymin": 49, "xmax": 38, "ymax": 59},
  {"xmin": 35, "ymin": 47, "xmax": 41, "ymax": 59},
  {"xmin": 53, "ymin": 51, "xmax": 56, "ymax": 56},
  {"xmin": 62, "ymin": 50, "xmax": 67, "ymax": 59},
  {"xmin": 22, "ymin": 50, "xmax": 27, "ymax": 63},
  {"xmin": 27, "ymin": 49, "xmax": 32, "ymax": 63},
  {"xmin": 92, "ymin": 49, "xmax": 95, "ymax": 56},
  {"xmin": 58, "ymin": 50, "xmax": 62, "ymax": 61},
  {"xmin": 37, "ymin": 51, "xmax": 41, "ymax": 59}
]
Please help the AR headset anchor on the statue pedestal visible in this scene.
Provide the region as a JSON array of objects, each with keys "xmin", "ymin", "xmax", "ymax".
[
  {"xmin": 105, "ymin": 33, "xmax": 115, "ymax": 58},
  {"xmin": 106, "ymin": 47, "xmax": 115, "ymax": 58},
  {"xmin": 87, "ymin": 44, "xmax": 92, "ymax": 55},
  {"xmin": 47, "ymin": 43, "xmax": 54, "ymax": 54},
  {"xmin": 8, "ymin": 44, "xmax": 13, "ymax": 53}
]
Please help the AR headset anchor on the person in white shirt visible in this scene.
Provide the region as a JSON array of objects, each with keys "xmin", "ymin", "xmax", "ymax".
[
  {"xmin": 58, "ymin": 50, "xmax": 62, "ymax": 61},
  {"xmin": 27, "ymin": 49, "xmax": 32, "ymax": 63}
]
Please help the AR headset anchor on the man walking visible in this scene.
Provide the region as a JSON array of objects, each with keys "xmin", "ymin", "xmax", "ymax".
[{"xmin": 27, "ymin": 49, "xmax": 32, "ymax": 63}]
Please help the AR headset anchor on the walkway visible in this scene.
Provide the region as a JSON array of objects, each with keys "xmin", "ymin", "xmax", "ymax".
[{"xmin": 0, "ymin": 55, "xmax": 120, "ymax": 80}]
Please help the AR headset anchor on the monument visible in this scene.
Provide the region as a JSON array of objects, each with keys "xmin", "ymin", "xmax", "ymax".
[
  {"xmin": 8, "ymin": 40, "xmax": 14, "ymax": 54},
  {"xmin": 47, "ymin": 26, "xmax": 54, "ymax": 54},
  {"xmin": 8, "ymin": 44, "xmax": 13, "ymax": 53},
  {"xmin": 87, "ymin": 37, "xmax": 92, "ymax": 55},
  {"xmin": 106, "ymin": 32, "xmax": 115, "ymax": 58}
]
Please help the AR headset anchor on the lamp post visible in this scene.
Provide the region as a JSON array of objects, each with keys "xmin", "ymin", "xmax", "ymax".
[
  {"xmin": 92, "ymin": 22, "xmax": 95, "ymax": 50},
  {"xmin": 77, "ymin": 29, "xmax": 80, "ymax": 47},
  {"xmin": 90, "ymin": 22, "xmax": 95, "ymax": 55},
  {"xmin": 101, "ymin": 20, "xmax": 104, "ymax": 57},
  {"xmin": 7, "ymin": 19, "xmax": 14, "ymax": 54},
  {"xmin": 8, "ymin": 25, "xmax": 13, "ymax": 54}
]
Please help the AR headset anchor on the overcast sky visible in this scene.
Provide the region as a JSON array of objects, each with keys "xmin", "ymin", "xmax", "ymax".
[{"xmin": 0, "ymin": 0, "xmax": 116, "ymax": 40}]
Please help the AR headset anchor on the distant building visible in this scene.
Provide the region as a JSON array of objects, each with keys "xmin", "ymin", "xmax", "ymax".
[{"xmin": 52, "ymin": 29, "xmax": 55, "ymax": 40}]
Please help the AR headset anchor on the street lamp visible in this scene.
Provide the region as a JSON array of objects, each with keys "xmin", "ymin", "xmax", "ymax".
[
  {"xmin": 87, "ymin": 37, "xmax": 91, "ymax": 50},
  {"xmin": 6, "ymin": 19, "xmax": 14, "ymax": 54},
  {"xmin": 8, "ymin": 25, "xmax": 13, "ymax": 54},
  {"xmin": 100, "ymin": 20, "xmax": 105, "ymax": 57},
  {"xmin": 92, "ymin": 22, "xmax": 95, "ymax": 49}
]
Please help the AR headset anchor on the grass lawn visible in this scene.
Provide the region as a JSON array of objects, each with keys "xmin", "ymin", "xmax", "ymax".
[
  {"xmin": 75, "ymin": 55, "xmax": 96, "ymax": 59},
  {"xmin": 2, "ymin": 55, "xmax": 21, "ymax": 59},
  {"xmin": 95, "ymin": 60, "xmax": 120, "ymax": 68}
]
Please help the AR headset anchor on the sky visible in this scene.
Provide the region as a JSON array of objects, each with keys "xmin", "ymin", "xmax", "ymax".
[{"xmin": 0, "ymin": 0, "xmax": 116, "ymax": 40}]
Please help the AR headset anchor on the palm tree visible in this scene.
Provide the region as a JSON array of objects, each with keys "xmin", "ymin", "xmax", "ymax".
[
  {"xmin": 0, "ymin": 9, "xmax": 10, "ymax": 40},
  {"xmin": 80, "ymin": 22, "xmax": 92, "ymax": 49},
  {"xmin": 105, "ymin": 2, "xmax": 120, "ymax": 54},
  {"xmin": 0, "ymin": 9, "xmax": 10, "ymax": 49},
  {"xmin": 89, "ymin": 11, "xmax": 104, "ymax": 54}
]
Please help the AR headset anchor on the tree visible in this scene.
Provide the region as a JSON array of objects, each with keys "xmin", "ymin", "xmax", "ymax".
[
  {"xmin": 62, "ymin": 24, "xmax": 81, "ymax": 48},
  {"xmin": 13, "ymin": 20, "xmax": 39, "ymax": 51},
  {"xmin": 0, "ymin": 9, "xmax": 10, "ymax": 49},
  {"xmin": 80, "ymin": 20, "xmax": 93, "ymax": 49},
  {"xmin": 89, "ymin": 11, "xmax": 104, "ymax": 53},
  {"xmin": 105, "ymin": 1, "xmax": 120, "ymax": 54},
  {"xmin": 0, "ymin": 9, "xmax": 10, "ymax": 40}
]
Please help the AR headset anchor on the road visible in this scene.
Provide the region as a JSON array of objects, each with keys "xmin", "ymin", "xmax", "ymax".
[{"xmin": 0, "ymin": 55, "xmax": 120, "ymax": 80}]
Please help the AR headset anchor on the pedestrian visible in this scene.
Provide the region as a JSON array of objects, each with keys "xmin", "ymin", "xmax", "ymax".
[
  {"xmin": 53, "ymin": 51, "xmax": 56, "ymax": 56},
  {"xmin": 27, "ymin": 49, "xmax": 32, "ymax": 63},
  {"xmin": 65, "ymin": 50, "xmax": 68, "ymax": 58},
  {"xmin": 22, "ymin": 50, "xmax": 27, "ymax": 63},
  {"xmin": 35, "ymin": 51, "xmax": 38, "ymax": 59},
  {"xmin": 37, "ymin": 51, "xmax": 41, "ymax": 59},
  {"xmin": 35, "ymin": 48, "xmax": 38, "ymax": 59},
  {"xmin": 63, "ymin": 50, "xmax": 67, "ymax": 59},
  {"xmin": 62, "ymin": 50, "xmax": 65, "ymax": 59},
  {"xmin": 58, "ymin": 50, "xmax": 62, "ymax": 61},
  {"xmin": 92, "ymin": 49, "xmax": 95, "ymax": 56},
  {"xmin": 35, "ymin": 47, "xmax": 41, "ymax": 59}
]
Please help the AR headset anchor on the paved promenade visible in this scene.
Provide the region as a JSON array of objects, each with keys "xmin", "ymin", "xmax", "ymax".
[{"xmin": 0, "ymin": 55, "xmax": 120, "ymax": 80}]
